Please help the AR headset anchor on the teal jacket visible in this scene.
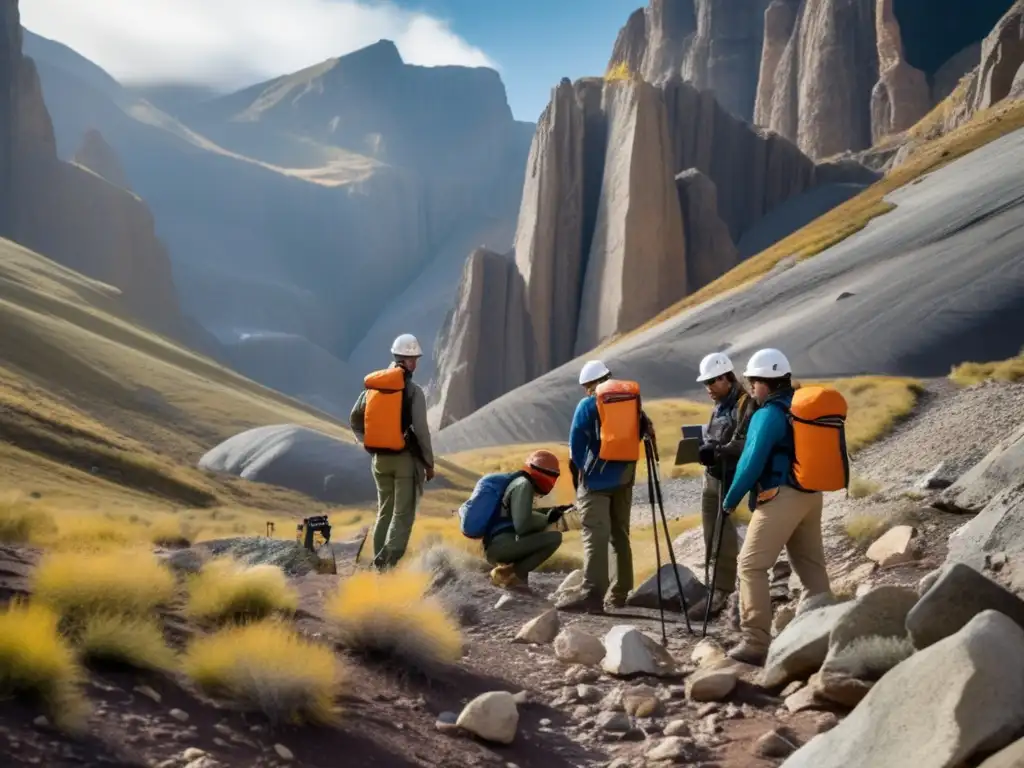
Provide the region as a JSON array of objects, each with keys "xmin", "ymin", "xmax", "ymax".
[
  {"xmin": 569, "ymin": 395, "xmax": 636, "ymax": 492},
  {"xmin": 723, "ymin": 390, "xmax": 794, "ymax": 510}
]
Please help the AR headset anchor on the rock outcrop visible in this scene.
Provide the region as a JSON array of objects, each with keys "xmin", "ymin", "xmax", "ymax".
[
  {"xmin": 431, "ymin": 74, "xmax": 875, "ymax": 427},
  {"xmin": 974, "ymin": 0, "xmax": 1024, "ymax": 112},
  {"xmin": 73, "ymin": 128, "xmax": 130, "ymax": 190},
  {"xmin": 609, "ymin": 0, "xmax": 772, "ymax": 121},
  {"xmin": 1, "ymin": 8, "xmax": 183, "ymax": 338},
  {"xmin": 751, "ymin": 0, "xmax": 1020, "ymax": 159}
]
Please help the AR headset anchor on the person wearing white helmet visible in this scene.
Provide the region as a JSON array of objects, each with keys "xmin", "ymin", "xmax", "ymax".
[
  {"xmin": 686, "ymin": 351, "xmax": 758, "ymax": 622},
  {"xmin": 557, "ymin": 359, "xmax": 653, "ymax": 614},
  {"xmin": 349, "ymin": 333, "xmax": 435, "ymax": 570},
  {"xmin": 719, "ymin": 348, "xmax": 831, "ymax": 665}
]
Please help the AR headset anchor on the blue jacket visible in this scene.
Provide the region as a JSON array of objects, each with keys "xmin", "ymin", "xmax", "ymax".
[
  {"xmin": 723, "ymin": 390, "xmax": 794, "ymax": 510},
  {"xmin": 569, "ymin": 395, "xmax": 636, "ymax": 492}
]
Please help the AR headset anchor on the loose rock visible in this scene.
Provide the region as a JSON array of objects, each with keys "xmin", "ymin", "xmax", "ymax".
[
  {"xmin": 646, "ymin": 736, "xmax": 697, "ymax": 762},
  {"xmin": 623, "ymin": 684, "xmax": 660, "ymax": 717},
  {"xmin": 664, "ymin": 720, "xmax": 691, "ymax": 737},
  {"xmin": 514, "ymin": 609, "xmax": 560, "ymax": 645},
  {"xmin": 866, "ymin": 526, "xmax": 919, "ymax": 568},
  {"xmin": 457, "ymin": 691, "xmax": 520, "ymax": 745},
  {"xmin": 762, "ymin": 601, "xmax": 855, "ymax": 688},
  {"xmin": 686, "ymin": 668, "xmax": 737, "ymax": 702},
  {"xmin": 690, "ymin": 638, "xmax": 726, "ymax": 667},
  {"xmin": 554, "ymin": 627, "xmax": 606, "ymax": 666},
  {"xmin": 273, "ymin": 744, "xmax": 294, "ymax": 761},
  {"xmin": 595, "ymin": 711, "xmax": 631, "ymax": 733},
  {"xmin": 602, "ymin": 625, "xmax": 677, "ymax": 677},
  {"xmin": 754, "ymin": 727, "xmax": 799, "ymax": 758},
  {"xmin": 625, "ymin": 564, "xmax": 707, "ymax": 611},
  {"xmin": 169, "ymin": 709, "xmax": 189, "ymax": 723}
]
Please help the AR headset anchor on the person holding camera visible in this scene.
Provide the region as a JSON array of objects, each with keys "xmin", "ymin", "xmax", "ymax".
[
  {"xmin": 689, "ymin": 352, "xmax": 757, "ymax": 621},
  {"xmin": 485, "ymin": 449, "xmax": 566, "ymax": 592}
]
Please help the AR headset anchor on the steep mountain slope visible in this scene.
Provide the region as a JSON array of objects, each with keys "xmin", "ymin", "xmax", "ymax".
[
  {"xmin": 428, "ymin": 72, "xmax": 878, "ymax": 428},
  {"xmin": 22, "ymin": 31, "xmax": 532, "ymax": 415},
  {"xmin": 436, "ymin": 123, "xmax": 1024, "ymax": 452},
  {"xmin": 0, "ymin": 8, "xmax": 186, "ymax": 343}
]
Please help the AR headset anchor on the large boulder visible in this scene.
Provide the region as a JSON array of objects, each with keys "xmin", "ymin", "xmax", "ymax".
[
  {"xmin": 940, "ymin": 422, "xmax": 1024, "ymax": 513},
  {"xmin": 780, "ymin": 611, "xmax": 1024, "ymax": 768},
  {"xmin": 946, "ymin": 487, "xmax": 1024, "ymax": 593},
  {"xmin": 675, "ymin": 169, "xmax": 739, "ymax": 292},
  {"xmin": 626, "ymin": 563, "xmax": 707, "ymax": 612},
  {"xmin": 762, "ymin": 601, "xmax": 854, "ymax": 689},
  {"xmin": 198, "ymin": 424, "xmax": 378, "ymax": 504},
  {"xmin": 906, "ymin": 562, "xmax": 1024, "ymax": 650}
]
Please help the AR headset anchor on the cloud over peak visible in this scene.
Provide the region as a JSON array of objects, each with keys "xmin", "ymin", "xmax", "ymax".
[{"xmin": 21, "ymin": 0, "xmax": 496, "ymax": 89}]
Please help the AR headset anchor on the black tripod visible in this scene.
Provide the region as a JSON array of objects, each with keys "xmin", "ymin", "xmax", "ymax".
[
  {"xmin": 643, "ymin": 435, "xmax": 694, "ymax": 644},
  {"xmin": 702, "ymin": 459, "xmax": 728, "ymax": 637}
]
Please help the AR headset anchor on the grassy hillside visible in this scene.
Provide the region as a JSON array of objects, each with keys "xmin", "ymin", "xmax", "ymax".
[
  {"xmin": 0, "ymin": 238, "xmax": 475, "ymax": 545},
  {"xmin": 949, "ymin": 349, "xmax": 1024, "ymax": 386},
  {"xmin": 607, "ymin": 97, "xmax": 1024, "ymax": 348}
]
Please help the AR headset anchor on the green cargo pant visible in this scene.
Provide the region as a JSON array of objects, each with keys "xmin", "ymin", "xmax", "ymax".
[
  {"xmin": 370, "ymin": 451, "xmax": 421, "ymax": 569},
  {"xmin": 579, "ymin": 484, "xmax": 634, "ymax": 603},
  {"xmin": 702, "ymin": 473, "xmax": 738, "ymax": 593},
  {"xmin": 485, "ymin": 530, "xmax": 563, "ymax": 580}
]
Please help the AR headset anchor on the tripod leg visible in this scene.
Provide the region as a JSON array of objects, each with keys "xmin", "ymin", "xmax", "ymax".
[
  {"xmin": 703, "ymin": 460, "xmax": 728, "ymax": 636},
  {"xmin": 645, "ymin": 439, "xmax": 668, "ymax": 645},
  {"xmin": 649, "ymin": 439, "xmax": 693, "ymax": 635}
]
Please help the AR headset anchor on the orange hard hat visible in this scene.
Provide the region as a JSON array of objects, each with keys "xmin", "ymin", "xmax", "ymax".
[{"xmin": 525, "ymin": 449, "xmax": 560, "ymax": 477}]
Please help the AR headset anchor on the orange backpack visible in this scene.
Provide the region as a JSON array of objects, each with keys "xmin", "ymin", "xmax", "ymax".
[
  {"xmin": 363, "ymin": 367, "xmax": 408, "ymax": 452},
  {"xmin": 595, "ymin": 379, "xmax": 642, "ymax": 462},
  {"xmin": 786, "ymin": 386, "xmax": 850, "ymax": 492}
]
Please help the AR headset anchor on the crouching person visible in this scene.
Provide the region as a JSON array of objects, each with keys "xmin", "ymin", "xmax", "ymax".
[
  {"xmin": 459, "ymin": 450, "xmax": 565, "ymax": 592},
  {"xmin": 721, "ymin": 349, "xmax": 840, "ymax": 666}
]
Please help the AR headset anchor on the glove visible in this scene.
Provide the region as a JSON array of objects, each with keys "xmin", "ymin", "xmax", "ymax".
[
  {"xmin": 722, "ymin": 506, "xmax": 736, "ymax": 518},
  {"xmin": 698, "ymin": 442, "xmax": 718, "ymax": 467},
  {"xmin": 547, "ymin": 507, "xmax": 567, "ymax": 525}
]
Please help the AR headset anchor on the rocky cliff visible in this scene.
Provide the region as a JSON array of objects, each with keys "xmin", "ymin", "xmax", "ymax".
[
  {"xmin": 73, "ymin": 128, "xmax": 130, "ymax": 190},
  {"xmin": 430, "ymin": 74, "xmax": 875, "ymax": 428},
  {"xmin": 1, "ymin": 5, "xmax": 183, "ymax": 338},
  {"xmin": 609, "ymin": 0, "xmax": 772, "ymax": 121},
  {"xmin": 753, "ymin": 0, "xmax": 1018, "ymax": 158}
]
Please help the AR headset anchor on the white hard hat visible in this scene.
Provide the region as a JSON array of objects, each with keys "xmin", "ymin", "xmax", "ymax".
[
  {"xmin": 743, "ymin": 348, "xmax": 792, "ymax": 379},
  {"xmin": 579, "ymin": 359, "xmax": 611, "ymax": 386},
  {"xmin": 696, "ymin": 352, "xmax": 734, "ymax": 383},
  {"xmin": 390, "ymin": 333, "xmax": 423, "ymax": 357}
]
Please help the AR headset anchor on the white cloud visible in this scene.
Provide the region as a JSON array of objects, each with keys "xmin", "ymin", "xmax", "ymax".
[{"xmin": 20, "ymin": 0, "xmax": 496, "ymax": 88}]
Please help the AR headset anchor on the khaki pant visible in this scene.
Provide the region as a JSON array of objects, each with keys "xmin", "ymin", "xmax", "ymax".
[
  {"xmin": 486, "ymin": 530, "xmax": 563, "ymax": 580},
  {"xmin": 578, "ymin": 484, "xmax": 634, "ymax": 603},
  {"xmin": 738, "ymin": 485, "xmax": 830, "ymax": 649},
  {"xmin": 370, "ymin": 451, "xmax": 421, "ymax": 568},
  {"xmin": 701, "ymin": 474, "xmax": 738, "ymax": 593}
]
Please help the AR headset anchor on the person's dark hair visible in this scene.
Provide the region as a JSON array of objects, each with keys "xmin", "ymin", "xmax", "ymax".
[
  {"xmin": 762, "ymin": 373, "xmax": 792, "ymax": 393},
  {"xmin": 724, "ymin": 372, "xmax": 738, "ymax": 385}
]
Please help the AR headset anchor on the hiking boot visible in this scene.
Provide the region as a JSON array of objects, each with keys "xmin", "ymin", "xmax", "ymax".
[
  {"xmin": 554, "ymin": 589, "xmax": 605, "ymax": 614},
  {"xmin": 604, "ymin": 594, "xmax": 627, "ymax": 612},
  {"xmin": 490, "ymin": 564, "xmax": 517, "ymax": 588},
  {"xmin": 687, "ymin": 588, "xmax": 732, "ymax": 622},
  {"xmin": 727, "ymin": 640, "xmax": 768, "ymax": 667}
]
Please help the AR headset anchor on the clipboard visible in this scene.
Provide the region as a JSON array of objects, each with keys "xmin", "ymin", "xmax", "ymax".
[{"xmin": 674, "ymin": 437, "xmax": 702, "ymax": 466}]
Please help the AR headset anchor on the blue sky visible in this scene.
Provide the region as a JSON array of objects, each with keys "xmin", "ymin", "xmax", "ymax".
[
  {"xmin": 21, "ymin": 0, "xmax": 637, "ymax": 123},
  {"xmin": 401, "ymin": 0, "xmax": 637, "ymax": 121}
]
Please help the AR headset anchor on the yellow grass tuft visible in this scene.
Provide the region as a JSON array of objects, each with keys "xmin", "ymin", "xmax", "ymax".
[
  {"xmin": 184, "ymin": 620, "xmax": 342, "ymax": 724},
  {"xmin": 605, "ymin": 61, "xmax": 634, "ymax": 82},
  {"xmin": 844, "ymin": 511, "xmax": 891, "ymax": 544},
  {"xmin": 949, "ymin": 350, "xmax": 1024, "ymax": 387},
  {"xmin": 848, "ymin": 475, "xmax": 882, "ymax": 500},
  {"xmin": 326, "ymin": 569, "xmax": 462, "ymax": 671},
  {"xmin": 813, "ymin": 376, "xmax": 922, "ymax": 452},
  {"xmin": 0, "ymin": 600, "xmax": 87, "ymax": 728},
  {"xmin": 0, "ymin": 493, "xmax": 54, "ymax": 544},
  {"xmin": 186, "ymin": 558, "xmax": 298, "ymax": 624},
  {"xmin": 32, "ymin": 549, "xmax": 176, "ymax": 621},
  {"xmin": 77, "ymin": 614, "xmax": 176, "ymax": 672}
]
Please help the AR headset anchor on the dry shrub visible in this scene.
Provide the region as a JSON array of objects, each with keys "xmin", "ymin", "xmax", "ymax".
[
  {"xmin": 844, "ymin": 512, "xmax": 891, "ymax": 544},
  {"xmin": 147, "ymin": 515, "xmax": 193, "ymax": 548},
  {"xmin": 0, "ymin": 493, "xmax": 53, "ymax": 544},
  {"xmin": 326, "ymin": 569, "xmax": 462, "ymax": 672},
  {"xmin": 848, "ymin": 476, "xmax": 882, "ymax": 500},
  {"xmin": 78, "ymin": 614, "xmax": 176, "ymax": 672},
  {"xmin": 0, "ymin": 601, "xmax": 87, "ymax": 729},
  {"xmin": 51, "ymin": 515, "xmax": 136, "ymax": 552},
  {"xmin": 949, "ymin": 351, "xmax": 1024, "ymax": 387},
  {"xmin": 33, "ymin": 549, "xmax": 176, "ymax": 621},
  {"xmin": 183, "ymin": 620, "xmax": 342, "ymax": 725},
  {"xmin": 186, "ymin": 558, "xmax": 298, "ymax": 624}
]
